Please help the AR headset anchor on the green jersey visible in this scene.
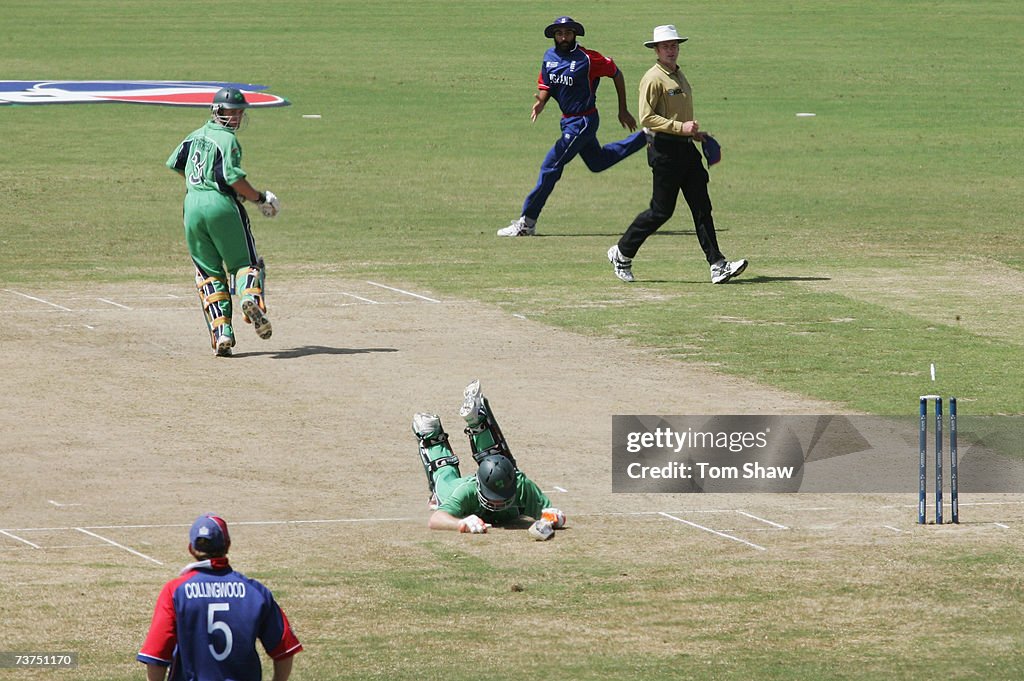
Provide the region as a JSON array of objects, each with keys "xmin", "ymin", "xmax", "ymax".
[
  {"xmin": 167, "ymin": 121, "xmax": 247, "ymax": 196},
  {"xmin": 439, "ymin": 471, "xmax": 551, "ymax": 525}
]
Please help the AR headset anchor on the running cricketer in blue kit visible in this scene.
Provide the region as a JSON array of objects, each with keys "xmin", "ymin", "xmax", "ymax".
[
  {"xmin": 138, "ymin": 514, "xmax": 302, "ymax": 681},
  {"xmin": 498, "ymin": 16, "xmax": 647, "ymax": 236}
]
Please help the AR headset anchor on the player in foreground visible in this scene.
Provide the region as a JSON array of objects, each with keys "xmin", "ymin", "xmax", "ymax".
[
  {"xmin": 138, "ymin": 514, "xmax": 302, "ymax": 680},
  {"xmin": 498, "ymin": 16, "xmax": 646, "ymax": 237},
  {"xmin": 608, "ymin": 25, "xmax": 748, "ymax": 284},
  {"xmin": 413, "ymin": 380, "xmax": 567, "ymax": 539},
  {"xmin": 167, "ymin": 87, "xmax": 280, "ymax": 357}
]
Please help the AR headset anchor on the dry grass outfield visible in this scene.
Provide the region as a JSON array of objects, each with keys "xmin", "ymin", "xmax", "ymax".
[
  {"xmin": 1, "ymin": 280, "xmax": 1022, "ymax": 679},
  {"xmin": 799, "ymin": 258, "xmax": 1024, "ymax": 345}
]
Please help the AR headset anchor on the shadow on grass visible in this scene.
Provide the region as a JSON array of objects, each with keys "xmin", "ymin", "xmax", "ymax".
[
  {"xmin": 533, "ymin": 229, "xmax": 701, "ymax": 238},
  {"xmin": 637, "ymin": 275, "xmax": 832, "ymax": 285},
  {"xmin": 722, "ymin": 274, "xmax": 831, "ymax": 284},
  {"xmin": 233, "ymin": 346, "xmax": 399, "ymax": 359}
]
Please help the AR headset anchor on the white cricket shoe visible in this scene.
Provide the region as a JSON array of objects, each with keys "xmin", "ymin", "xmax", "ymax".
[
  {"xmin": 241, "ymin": 298, "xmax": 273, "ymax": 339},
  {"xmin": 412, "ymin": 412, "xmax": 442, "ymax": 439},
  {"xmin": 710, "ymin": 258, "xmax": 748, "ymax": 284},
  {"xmin": 459, "ymin": 379, "xmax": 486, "ymax": 425},
  {"xmin": 607, "ymin": 245, "xmax": 635, "ymax": 283},
  {"xmin": 497, "ymin": 217, "xmax": 536, "ymax": 237},
  {"xmin": 214, "ymin": 329, "xmax": 235, "ymax": 357}
]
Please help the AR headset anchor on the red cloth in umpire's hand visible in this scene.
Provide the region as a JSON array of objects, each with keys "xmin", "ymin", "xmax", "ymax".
[{"xmin": 701, "ymin": 134, "xmax": 722, "ymax": 166}]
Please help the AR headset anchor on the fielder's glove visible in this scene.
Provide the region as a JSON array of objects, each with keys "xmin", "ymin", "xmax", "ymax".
[
  {"xmin": 258, "ymin": 190, "xmax": 280, "ymax": 218},
  {"xmin": 458, "ymin": 515, "xmax": 490, "ymax": 534},
  {"xmin": 541, "ymin": 508, "xmax": 566, "ymax": 529}
]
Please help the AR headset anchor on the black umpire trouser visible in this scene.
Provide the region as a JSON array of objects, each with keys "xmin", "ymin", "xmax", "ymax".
[{"xmin": 617, "ymin": 134, "xmax": 724, "ymax": 265}]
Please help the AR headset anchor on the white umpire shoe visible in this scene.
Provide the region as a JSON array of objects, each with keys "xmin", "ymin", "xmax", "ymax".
[
  {"xmin": 607, "ymin": 245, "xmax": 635, "ymax": 283},
  {"xmin": 497, "ymin": 217, "xmax": 536, "ymax": 237},
  {"xmin": 710, "ymin": 258, "xmax": 748, "ymax": 284},
  {"xmin": 241, "ymin": 298, "xmax": 273, "ymax": 339}
]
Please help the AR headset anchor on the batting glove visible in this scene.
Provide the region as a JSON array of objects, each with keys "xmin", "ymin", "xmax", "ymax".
[
  {"xmin": 258, "ymin": 190, "xmax": 280, "ymax": 218},
  {"xmin": 458, "ymin": 515, "xmax": 490, "ymax": 534},
  {"xmin": 541, "ymin": 508, "xmax": 566, "ymax": 529},
  {"xmin": 528, "ymin": 519, "xmax": 555, "ymax": 541}
]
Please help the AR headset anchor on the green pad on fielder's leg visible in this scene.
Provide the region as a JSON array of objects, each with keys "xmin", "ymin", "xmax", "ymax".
[
  {"xmin": 236, "ymin": 261, "xmax": 271, "ymax": 339},
  {"xmin": 459, "ymin": 380, "xmax": 517, "ymax": 468},
  {"xmin": 413, "ymin": 413, "xmax": 461, "ymax": 504},
  {"xmin": 195, "ymin": 269, "xmax": 234, "ymax": 354}
]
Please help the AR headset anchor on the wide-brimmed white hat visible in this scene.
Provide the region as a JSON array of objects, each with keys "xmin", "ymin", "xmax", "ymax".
[{"xmin": 644, "ymin": 24, "xmax": 688, "ymax": 48}]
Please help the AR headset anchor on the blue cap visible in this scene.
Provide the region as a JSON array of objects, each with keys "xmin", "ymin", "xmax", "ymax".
[
  {"xmin": 544, "ymin": 16, "xmax": 585, "ymax": 38},
  {"xmin": 189, "ymin": 514, "xmax": 231, "ymax": 553},
  {"xmin": 701, "ymin": 134, "xmax": 722, "ymax": 166}
]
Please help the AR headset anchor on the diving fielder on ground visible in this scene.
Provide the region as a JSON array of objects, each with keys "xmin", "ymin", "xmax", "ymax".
[
  {"xmin": 167, "ymin": 87, "xmax": 280, "ymax": 357},
  {"xmin": 413, "ymin": 380, "xmax": 567, "ymax": 539}
]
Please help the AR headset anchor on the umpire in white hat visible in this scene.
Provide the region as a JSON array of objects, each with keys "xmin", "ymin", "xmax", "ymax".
[{"xmin": 607, "ymin": 24, "xmax": 748, "ymax": 284}]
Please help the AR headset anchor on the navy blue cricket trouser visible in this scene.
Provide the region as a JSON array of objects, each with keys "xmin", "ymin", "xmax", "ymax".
[{"xmin": 521, "ymin": 112, "xmax": 645, "ymax": 221}]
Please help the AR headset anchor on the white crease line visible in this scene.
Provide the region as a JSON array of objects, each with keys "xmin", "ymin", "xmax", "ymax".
[
  {"xmin": 658, "ymin": 512, "xmax": 766, "ymax": 551},
  {"xmin": 0, "ymin": 529, "xmax": 41, "ymax": 548},
  {"xmin": 339, "ymin": 292, "xmax": 381, "ymax": 304},
  {"xmin": 3, "ymin": 289, "xmax": 73, "ymax": 311},
  {"xmin": 0, "ymin": 543, "xmax": 106, "ymax": 551},
  {"xmin": 552, "ymin": 486, "xmax": 568, "ymax": 493},
  {"xmin": 584, "ymin": 510, "xmax": 742, "ymax": 517},
  {"xmin": 883, "ymin": 525, "xmax": 904, "ymax": 533},
  {"xmin": 994, "ymin": 522, "xmax": 1010, "ymax": 529},
  {"xmin": 880, "ymin": 500, "xmax": 1024, "ymax": 510},
  {"xmin": 2, "ymin": 518, "xmax": 418, "ymax": 533},
  {"xmin": 24, "ymin": 307, "xmax": 196, "ymax": 314},
  {"xmin": 97, "ymin": 298, "xmax": 132, "ymax": 310},
  {"xmin": 365, "ymin": 281, "xmax": 441, "ymax": 303},
  {"xmin": 736, "ymin": 510, "xmax": 789, "ymax": 530},
  {"xmin": 74, "ymin": 528, "xmax": 163, "ymax": 565},
  {"xmin": 227, "ymin": 517, "xmax": 417, "ymax": 526},
  {"xmin": 48, "ymin": 500, "xmax": 82, "ymax": 507}
]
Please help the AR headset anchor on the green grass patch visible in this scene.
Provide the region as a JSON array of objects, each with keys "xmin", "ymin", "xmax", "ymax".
[{"xmin": 5, "ymin": 2, "xmax": 1020, "ymax": 414}]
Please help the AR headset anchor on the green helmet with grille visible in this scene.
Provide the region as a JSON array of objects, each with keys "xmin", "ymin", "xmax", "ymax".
[
  {"xmin": 213, "ymin": 87, "xmax": 249, "ymax": 109},
  {"xmin": 211, "ymin": 87, "xmax": 250, "ymax": 129},
  {"xmin": 476, "ymin": 454, "xmax": 517, "ymax": 512}
]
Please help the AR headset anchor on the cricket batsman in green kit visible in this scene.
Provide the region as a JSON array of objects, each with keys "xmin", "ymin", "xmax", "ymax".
[
  {"xmin": 413, "ymin": 380, "xmax": 567, "ymax": 540},
  {"xmin": 167, "ymin": 87, "xmax": 280, "ymax": 357}
]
